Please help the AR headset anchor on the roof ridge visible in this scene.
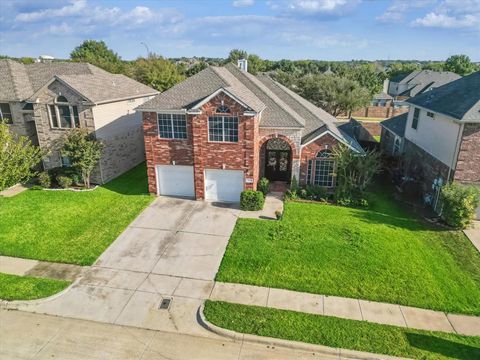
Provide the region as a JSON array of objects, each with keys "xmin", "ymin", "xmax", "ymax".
[
  {"xmin": 225, "ymin": 64, "xmax": 304, "ymax": 127},
  {"xmin": 7, "ymin": 60, "xmax": 25, "ymax": 100}
]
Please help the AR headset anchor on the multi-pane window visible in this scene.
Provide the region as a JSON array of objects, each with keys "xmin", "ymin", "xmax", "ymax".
[
  {"xmin": 0, "ymin": 103, "xmax": 13, "ymax": 124},
  {"xmin": 157, "ymin": 113, "xmax": 187, "ymax": 139},
  {"xmin": 48, "ymin": 96, "xmax": 80, "ymax": 129},
  {"xmin": 314, "ymin": 159, "xmax": 335, "ymax": 187},
  {"xmin": 208, "ymin": 116, "xmax": 238, "ymax": 142},
  {"xmin": 427, "ymin": 111, "xmax": 434, "ymax": 118},
  {"xmin": 412, "ymin": 107, "xmax": 420, "ymax": 130},
  {"xmin": 306, "ymin": 160, "xmax": 313, "ymax": 184}
]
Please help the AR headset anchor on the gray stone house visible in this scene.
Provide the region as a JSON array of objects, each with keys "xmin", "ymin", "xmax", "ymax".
[
  {"xmin": 0, "ymin": 59, "xmax": 158, "ymax": 183},
  {"xmin": 380, "ymin": 71, "xmax": 480, "ymax": 214}
]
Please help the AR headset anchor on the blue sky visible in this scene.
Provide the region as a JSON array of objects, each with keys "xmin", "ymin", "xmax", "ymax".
[{"xmin": 1, "ymin": 0, "xmax": 479, "ymax": 61}]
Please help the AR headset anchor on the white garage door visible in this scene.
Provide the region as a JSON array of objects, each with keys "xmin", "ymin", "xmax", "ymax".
[
  {"xmin": 156, "ymin": 165, "xmax": 195, "ymax": 198},
  {"xmin": 205, "ymin": 169, "xmax": 244, "ymax": 202}
]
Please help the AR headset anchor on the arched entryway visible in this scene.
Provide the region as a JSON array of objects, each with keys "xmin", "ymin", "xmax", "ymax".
[{"xmin": 260, "ymin": 137, "xmax": 292, "ymax": 182}]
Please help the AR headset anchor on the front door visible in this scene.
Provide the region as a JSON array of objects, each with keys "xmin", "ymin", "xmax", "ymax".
[{"xmin": 265, "ymin": 150, "xmax": 291, "ymax": 182}]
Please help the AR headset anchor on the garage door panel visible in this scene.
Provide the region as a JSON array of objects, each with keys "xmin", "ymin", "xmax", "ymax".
[
  {"xmin": 156, "ymin": 165, "xmax": 195, "ymax": 197},
  {"xmin": 205, "ymin": 169, "xmax": 244, "ymax": 202}
]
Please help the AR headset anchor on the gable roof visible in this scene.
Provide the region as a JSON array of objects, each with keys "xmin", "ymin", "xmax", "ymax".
[
  {"xmin": 138, "ymin": 63, "xmax": 348, "ymax": 143},
  {"xmin": 393, "ymin": 70, "xmax": 461, "ymax": 98},
  {"xmin": 380, "ymin": 113, "xmax": 408, "ymax": 137},
  {"xmin": 0, "ymin": 60, "xmax": 157, "ymax": 103},
  {"xmin": 406, "ymin": 71, "xmax": 480, "ymax": 122}
]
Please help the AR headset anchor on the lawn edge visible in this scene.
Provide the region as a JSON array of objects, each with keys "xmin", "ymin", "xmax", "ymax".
[
  {"xmin": 0, "ymin": 275, "xmax": 78, "ymax": 309},
  {"xmin": 198, "ymin": 302, "xmax": 409, "ymax": 360}
]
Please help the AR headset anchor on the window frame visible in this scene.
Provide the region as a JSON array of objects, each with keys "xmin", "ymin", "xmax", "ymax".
[
  {"xmin": 306, "ymin": 150, "xmax": 336, "ymax": 187},
  {"xmin": 411, "ymin": 107, "xmax": 420, "ymax": 130},
  {"xmin": 0, "ymin": 103, "xmax": 13, "ymax": 124},
  {"xmin": 207, "ymin": 115, "xmax": 239, "ymax": 143},
  {"xmin": 157, "ymin": 113, "xmax": 187, "ymax": 140},
  {"xmin": 48, "ymin": 97, "xmax": 80, "ymax": 129},
  {"xmin": 427, "ymin": 111, "xmax": 435, "ymax": 118}
]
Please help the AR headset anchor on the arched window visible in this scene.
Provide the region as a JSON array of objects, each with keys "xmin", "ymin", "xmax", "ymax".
[
  {"xmin": 307, "ymin": 149, "xmax": 335, "ymax": 187},
  {"xmin": 48, "ymin": 95, "xmax": 80, "ymax": 129},
  {"xmin": 216, "ymin": 105, "xmax": 230, "ymax": 113}
]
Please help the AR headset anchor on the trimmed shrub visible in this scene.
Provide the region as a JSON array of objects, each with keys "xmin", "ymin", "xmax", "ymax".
[
  {"xmin": 258, "ymin": 177, "xmax": 270, "ymax": 196},
  {"xmin": 441, "ymin": 183, "xmax": 480, "ymax": 229},
  {"xmin": 240, "ymin": 190, "xmax": 265, "ymax": 211},
  {"xmin": 37, "ymin": 172, "xmax": 51, "ymax": 188},
  {"xmin": 57, "ymin": 176, "xmax": 73, "ymax": 189}
]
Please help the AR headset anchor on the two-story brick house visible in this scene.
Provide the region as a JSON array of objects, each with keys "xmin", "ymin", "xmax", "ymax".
[
  {"xmin": 0, "ymin": 59, "xmax": 158, "ymax": 183},
  {"xmin": 138, "ymin": 62, "xmax": 362, "ymax": 202},
  {"xmin": 380, "ymin": 71, "xmax": 480, "ymax": 211}
]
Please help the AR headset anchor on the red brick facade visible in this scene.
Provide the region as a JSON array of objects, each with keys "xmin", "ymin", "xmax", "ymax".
[
  {"xmin": 299, "ymin": 133, "xmax": 339, "ymax": 186},
  {"xmin": 454, "ymin": 123, "xmax": 480, "ymax": 184},
  {"xmin": 143, "ymin": 93, "xmax": 259, "ymax": 199}
]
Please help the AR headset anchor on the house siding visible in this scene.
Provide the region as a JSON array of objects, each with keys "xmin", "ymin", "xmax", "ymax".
[{"xmin": 454, "ymin": 123, "xmax": 480, "ymax": 184}]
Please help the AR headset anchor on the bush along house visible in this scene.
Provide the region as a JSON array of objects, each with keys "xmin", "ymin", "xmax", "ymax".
[
  {"xmin": 380, "ymin": 71, "xmax": 480, "ymax": 212},
  {"xmin": 137, "ymin": 61, "xmax": 362, "ymax": 202},
  {"xmin": 0, "ymin": 58, "xmax": 158, "ymax": 183}
]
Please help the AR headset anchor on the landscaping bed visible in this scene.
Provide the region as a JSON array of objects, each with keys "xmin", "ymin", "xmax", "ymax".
[
  {"xmin": 0, "ymin": 273, "xmax": 70, "ymax": 301},
  {"xmin": 0, "ymin": 163, "xmax": 153, "ymax": 265},
  {"xmin": 204, "ymin": 301, "xmax": 480, "ymax": 360},
  {"xmin": 216, "ymin": 189, "xmax": 480, "ymax": 315}
]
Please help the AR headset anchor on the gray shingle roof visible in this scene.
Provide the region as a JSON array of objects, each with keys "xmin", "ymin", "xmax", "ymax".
[
  {"xmin": 380, "ymin": 113, "xmax": 408, "ymax": 137},
  {"xmin": 0, "ymin": 60, "xmax": 157, "ymax": 103},
  {"xmin": 406, "ymin": 71, "xmax": 480, "ymax": 121},
  {"xmin": 395, "ymin": 70, "xmax": 461, "ymax": 98},
  {"xmin": 373, "ymin": 92, "xmax": 393, "ymax": 100}
]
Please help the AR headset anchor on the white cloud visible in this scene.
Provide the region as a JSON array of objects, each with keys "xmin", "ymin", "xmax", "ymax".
[
  {"xmin": 376, "ymin": 0, "xmax": 434, "ymax": 23},
  {"xmin": 280, "ymin": 31, "xmax": 367, "ymax": 48},
  {"xmin": 16, "ymin": 0, "xmax": 87, "ymax": 22},
  {"xmin": 232, "ymin": 0, "xmax": 255, "ymax": 7},
  {"xmin": 269, "ymin": 0, "xmax": 360, "ymax": 16},
  {"xmin": 412, "ymin": 13, "xmax": 478, "ymax": 28}
]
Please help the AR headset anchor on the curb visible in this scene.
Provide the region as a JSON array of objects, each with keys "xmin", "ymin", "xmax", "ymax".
[
  {"xmin": 0, "ymin": 274, "xmax": 83, "ymax": 310},
  {"xmin": 197, "ymin": 303, "xmax": 410, "ymax": 360}
]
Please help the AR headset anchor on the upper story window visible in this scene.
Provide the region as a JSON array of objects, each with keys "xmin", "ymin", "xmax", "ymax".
[
  {"xmin": 157, "ymin": 113, "xmax": 187, "ymax": 139},
  {"xmin": 48, "ymin": 96, "xmax": 80, "ymax": 129},
  {"xmin": 412, "ymin": 107, "xmax": 420, "ymax": 130},
  {"xmin": 427, "ymin": 111, "xmax": 434, "ymax": 118},
  {"xmin": 208, "ymin": 116, "xmax": 238, "ymax": 142},
  {"xmin": 0, "ymin": 103, "xmax": 13, "ymax": 124}
]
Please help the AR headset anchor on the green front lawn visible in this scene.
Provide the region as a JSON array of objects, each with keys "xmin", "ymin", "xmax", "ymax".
[
  {"xmin": 0, "ymin": 273, "xmax": 70, "ymax": 301},
  {"xmin": 204, "ymin": 301, "xmax": 480, "ymax": 360},
  {"xmin": 0, "ymin": 163, "xmax": 153, "ymax": 265},
  {"xmin": 217, "ymin": 189, "xmax": 480, "ymax": 315}
]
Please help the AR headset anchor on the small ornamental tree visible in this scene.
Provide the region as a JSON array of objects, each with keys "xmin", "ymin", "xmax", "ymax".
[
  {"xmin": 0, "ymin": 124, "xmax": 44, "ymax": 190},
  {"xmin": 61, "ymin": 129, "xmax": 103, "ymax": 188},
  {"xmin": 441, "ymin": 183, "xmax": 480, "ymax": 229}
]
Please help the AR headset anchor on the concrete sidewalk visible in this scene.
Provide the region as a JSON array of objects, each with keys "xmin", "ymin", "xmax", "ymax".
[
  {"xmin": 0, "ymin": 255, "xmax": 84, "ymax": 281},
  {"xmin": 209, "ymin": 282, "xmax": 480, "ymax": 336},
  {"xmin": 464, "ymin": 221, "xmax": 480, "ymax": 253},
  {"xmin": 1, "ymin": 309, "xmax": 348, "ymax": 360}
]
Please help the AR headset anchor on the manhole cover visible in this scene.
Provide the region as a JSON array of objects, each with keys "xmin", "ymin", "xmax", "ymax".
[{"xmin": 159, "ymin": 297, "xmax": 172, "ymax": 310}]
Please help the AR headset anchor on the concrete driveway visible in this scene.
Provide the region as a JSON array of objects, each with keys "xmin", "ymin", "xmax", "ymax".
[{"xmin": 13, "ymin": 197, "xmax": 240, "ymax": 338}]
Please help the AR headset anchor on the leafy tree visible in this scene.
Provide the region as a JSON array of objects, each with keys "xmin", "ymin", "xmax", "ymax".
[
  {"xmin": 247, "ymin": 54, "xmax": 266, "ymax": 75},
  {"xmin": 227, "ymin": 49, "xmax": 248, "ymax": 63},
  {"xmin": 61, "ymin": 129, "xmax": 103, "ymax": 188},
  {"xmin": 344, "ymin": 63, "xmax": 386, "ymax": 95},
  {"xmin": 70, "ymin": 40, "xmax": 124, "ymax": 73},
  {"xmin": 423, "ymin": 62, "xmax": 445, "ymax": 72},
  {"xmin": 185, "ymin": 61, "xmax": 208, "ymax": 77},
  {"xmin": 387, "ymin": 62, "xmax": 421, "ymax": 79},
  {"xmin": 132, "ymin": 54, "xmax": 185, "ymax": 91},
  {"xmin": 297, "ymin": 74, "xmax": 371, "ymax": 117},
  {"xmin": 444, "ymin": 54, "xmax": 477, "ymax": 76},
  {"xmin": 0, "ymin": 124, "xmax": 44, "ymax": 190}
]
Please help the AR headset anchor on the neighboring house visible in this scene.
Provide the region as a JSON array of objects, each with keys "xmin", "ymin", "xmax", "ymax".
[
  {"xmin": 380, "ymin": 71, "xmax": 480, "ymax": 210},
  {"xmin": 0, "ymin": 59, "xmax": 158, "ymax": 183},
  {"xmin": 137, "ymin": 62, "xmax": 363, "ymax": 202},
  {"xmin": 387, "ymin": 70, "xmax": 460, "ymax": 100},
  {"xmin": 379, "ymin": 112, "xmax": 408, "ymax": 156}
]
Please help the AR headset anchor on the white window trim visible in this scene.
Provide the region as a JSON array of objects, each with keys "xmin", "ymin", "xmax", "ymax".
[
  {"xmin": 0, "ymin": 103, "xmax": 13, "ymax": 123},
  {"xmin": 157, "ymin": 113, "xmax": 187, "ymax": 140},
  {"xmin": 48, "ymin": 102, "xmax": 79, "ymax": 129},
  {"xmin": 411, "ymin": 108, "xmax": 420, "ymax": 131},
  {"xmin": 207, "ymin": 115, "xmax": 239, "ymax": 143},
  {"xmin": 307, "ymin": 153, "xmax": 336, "ymax": 187}
]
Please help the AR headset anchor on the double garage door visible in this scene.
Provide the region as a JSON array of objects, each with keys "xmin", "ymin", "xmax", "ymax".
[{"xmin": 156, "ymin": 165, "xmax": 244, "ymax": 202}]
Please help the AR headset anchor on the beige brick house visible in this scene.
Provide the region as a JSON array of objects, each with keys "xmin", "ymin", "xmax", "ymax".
[
  {"xmin": 0, "ymin": 59, "xmax": 158, "ymax": 183},
  {"xmin": 137, "ymin": 62, "xmax": 362, "ymax": 202}
]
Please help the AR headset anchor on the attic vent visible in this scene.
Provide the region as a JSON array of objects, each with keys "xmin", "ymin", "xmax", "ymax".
[{"xmin": 237, "ymin": 59, "xmax": 248, "ymax": 72}]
